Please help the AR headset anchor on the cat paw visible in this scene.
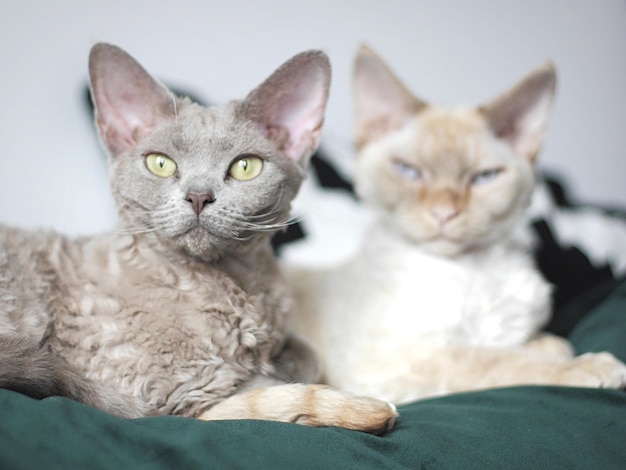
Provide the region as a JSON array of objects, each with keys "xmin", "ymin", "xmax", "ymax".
[
  {"xmin": 293, "ymin": 386, "xmax": 398, "ymax": 435},
  {"xmin": 524, "ymin": 334, "xmax": 574, "ymax": 359},
  {"xmin": 197, "ymin": 384, "xmax": 398, "ymax": 435},
  {"xmin": 561, "ymin": 352, "xmax": 626, "ymax": 389}
]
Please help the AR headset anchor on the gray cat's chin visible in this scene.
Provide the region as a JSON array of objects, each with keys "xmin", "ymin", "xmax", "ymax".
[{"xmin": 175, "ymin": 227, "xmax": 223, "ymax": 259}]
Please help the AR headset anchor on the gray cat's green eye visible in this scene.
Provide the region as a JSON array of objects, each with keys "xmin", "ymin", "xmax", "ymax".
[
  {"xmin": 229, "ymin": 156, "xmax": 264, "ymax": 181},
  {"xmin": 145, "ymin": 153, "xmax": 177, "ymax": 178}
]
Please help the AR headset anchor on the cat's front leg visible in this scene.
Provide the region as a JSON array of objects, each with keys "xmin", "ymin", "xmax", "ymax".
[
  {"xmin": 557, "ymin": 352, "xmax": 626, "ymax": 388},
  {"xmin": 196, "ymin": 383, "xmax": 398, "ymax": 435},
  {"xmin": 404, "ymin": 345, "xmax": 626, "ymax": 398},
  {"xmin": 523, "ymin": 333, "xmax": 575, "ymax": 359}
]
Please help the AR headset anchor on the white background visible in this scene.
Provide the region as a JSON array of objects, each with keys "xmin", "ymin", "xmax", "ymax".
[{"xmin": 1, "ymin": 0, "xmax": 625, "ymax": 236}]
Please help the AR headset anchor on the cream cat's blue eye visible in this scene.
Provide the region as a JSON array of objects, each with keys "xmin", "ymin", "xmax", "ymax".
[
  {"xmin": 471, "ymin": 168, "xmax": 502, "ymax": 185},
  {"xmin": 393, "ymin": 160, "xmax": 422, "ymax": 180},
  {"xmin": 145, "ymin": 153, "xmax": 177, "ymax": 178},
  {"xmin": 229, "ymin": 155, "xmax": 264, "ymax": 181}
]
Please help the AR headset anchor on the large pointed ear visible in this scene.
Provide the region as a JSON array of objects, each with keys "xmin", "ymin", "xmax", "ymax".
[
  {"xmin": 353, "ymin": 44, "xmax": 427, "ymax": 149},
  {"xmin": 89, "ymin": 43, "xmax": 176, "ymax": 155},
  {"xmin": 479, "ymin": 62, "xmax": 556, "ymax": 163},
  {"xmin": 239, "ymin": 50, "xmax": 331, "ymax": 164}
]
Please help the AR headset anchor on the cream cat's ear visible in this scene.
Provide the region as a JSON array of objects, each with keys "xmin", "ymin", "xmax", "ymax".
[
  {"xmin": 89, "ymin": 43, "xmax": 176, "ymax": 155},
  {"xmin": 240, "ymin": 50, "xmax": 331, "ymax": 165},
  {"xmin": 479, "ymin": 62, "xmax": 556, "ymax": 163},
  {"xmin": 353, "ymin": 45, "xmax": 427, "ymax": 148}
]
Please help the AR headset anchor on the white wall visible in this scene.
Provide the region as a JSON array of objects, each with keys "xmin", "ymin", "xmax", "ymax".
[{"xmin": 1, "ymin": 0, "xmax": 625, "ymax": 236}]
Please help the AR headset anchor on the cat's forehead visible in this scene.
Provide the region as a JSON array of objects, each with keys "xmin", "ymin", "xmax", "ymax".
[
  {"xmin": 417, "ymin": 107, "xmax": 486, "ymax": 135},
  {"xmin": 160, "ymin": 100, "xmax": 275, "ymax": 158},
  {"xmin": 394, "ymin": 107, "xmax": 495, "ymax": 167}
]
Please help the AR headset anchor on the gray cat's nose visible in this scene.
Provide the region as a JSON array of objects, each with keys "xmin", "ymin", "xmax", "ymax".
[{"xmin": 185, "ymin": 191, "xmax": 215, "ymax": 216}]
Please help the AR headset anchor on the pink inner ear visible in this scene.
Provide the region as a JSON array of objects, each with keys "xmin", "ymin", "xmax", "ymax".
[
  {"xmin": 353, "ymin": 47, "xmax": 426, "ymax": 147},
  {"xmin": 481, "ymin": 63, "xmax": 556, "ymax": 162},
  {"xmin": 96, "ymin": 93, "xmax": 150, "ymax": 154},
  {"xmin": 243, "ymin": 50, "xmax": 330, "ymax": 163},
  {"xmin": 507, "ymin": 113, "xmax": 545, "ymax": 162},
  {"xmin": 270, "ymin": 87, "xmax": 326, "ymax": 161},
  {"xmin": 490, "ymin": 91, "xmax": 553, "ymax": 162},
  {"xmin": 95, "ymin": 86, "xmax": 171, "ymax": 155},
  {"xmin": 89, "ymin": 44, "xmax": 176, "ymax": 156}
]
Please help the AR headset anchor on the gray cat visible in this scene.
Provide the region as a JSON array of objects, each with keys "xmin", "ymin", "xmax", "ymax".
[{"xmin": 0, "ymin": 43, "xmax": 397, "ymax": 434}]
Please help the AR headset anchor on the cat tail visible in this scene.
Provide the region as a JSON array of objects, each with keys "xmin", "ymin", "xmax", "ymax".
[
  {"xmin": 197, "ymin": 335, "xmax": 397, "ymax": 435},
  {"xmin": 0, "ymin": 336, "xmax": 150, "ymax": 418},
  {"xmin": 198, "ymin": 383, "xmax": 398, "ymax": 435}
]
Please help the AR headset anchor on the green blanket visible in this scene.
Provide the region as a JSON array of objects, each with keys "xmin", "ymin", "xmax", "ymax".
[{"xmin": 2, "ymin": 280, "xmax": 625, "ymax": 469}]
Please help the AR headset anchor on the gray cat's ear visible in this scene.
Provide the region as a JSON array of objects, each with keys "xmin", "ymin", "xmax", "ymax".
[
  {"xmin": 240, "ymin": 50, "xmax": 331, "ymax": 164},
  {"xmin": 353, "ymin": 44, "xmax": 427, "ymax": 149},
  {"xmin": 89, "ymin": 43, "xmax": 176, "ymax": 155},
  {"xmin": 479, "ymin": 62, "xmax": 556, "ymax": 163}
]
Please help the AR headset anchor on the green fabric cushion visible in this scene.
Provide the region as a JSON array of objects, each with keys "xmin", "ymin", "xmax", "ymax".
[
  {"xmin": 2, "ymin": 279, "xmax": 625, "ymax": 469},
  {"xmin": 569, "ymin": 279, "xmax": 626, "ymax": 362},
  {"xmin": 1, "ymin": 387, "xmax": 624, "ymax": 469}
]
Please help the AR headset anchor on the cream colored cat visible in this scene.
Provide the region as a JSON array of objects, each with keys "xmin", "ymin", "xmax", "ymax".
[{"xmin": 287, "ymin": 45, "xmax": 626, "ymax": 404}]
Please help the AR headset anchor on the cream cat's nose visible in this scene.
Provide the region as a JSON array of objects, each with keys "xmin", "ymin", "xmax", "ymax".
[
  {"xmin": 430, "ymin": 205, "xmax": 459, "ymax": 224},
  {"xmin": 185, "ymin": 191, "xmax": 216, "ymax": 216}
]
